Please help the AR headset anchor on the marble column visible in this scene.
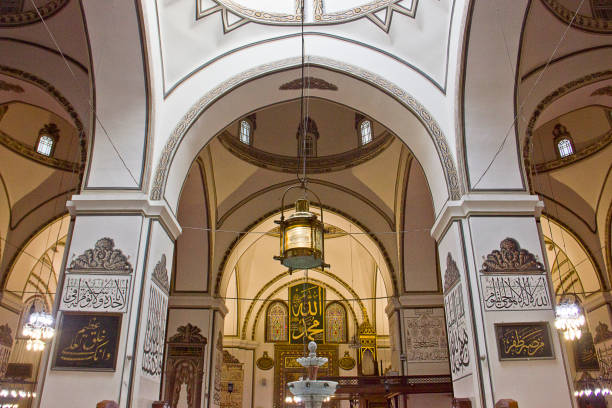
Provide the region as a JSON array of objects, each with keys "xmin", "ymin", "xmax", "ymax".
[{"xmin": 431, "ymin": 194, "xmax": 574, "ymax": 408}]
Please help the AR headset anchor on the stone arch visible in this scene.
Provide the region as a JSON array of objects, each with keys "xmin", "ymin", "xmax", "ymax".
[{"xmin": 150, "ymin": 57, "xmax": 461, "ymax": 214}]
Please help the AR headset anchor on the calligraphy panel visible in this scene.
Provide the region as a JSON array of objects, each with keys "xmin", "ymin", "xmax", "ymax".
[
  {"xmin": 289, "ymin": 283, "xmax": 325, "ymax": 344},
  {"xmin": 444, "ymin": 283, "xmax": 470, "ymax": 380},
  {"xmin": 481, "ymin": 275, "xmax": 551, "ymax": 311},
  {"xmin": 403, "ymin": 308, "xmax": 448, "ymax": 362},
  {"xmin": 59, "ymin": 274, "xmax": 131, "ymax": 313},
  {"xmin": 573, "ymin": 331, "xmax": 600, "ymax": 371},
  {"xmin": 52, "ymin": 313, "xmax": 121, "ymax": 371},
  {"xmin": 494, "ymin": 322, "xmax": 554, "ymax": 360},
  {"xmin": 142, "ymin": 285, "xmax": 168, "ymax": 377}
]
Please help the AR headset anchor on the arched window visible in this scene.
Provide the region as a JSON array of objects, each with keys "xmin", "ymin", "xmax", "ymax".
[
  {"xmin": 36, "ymin": 123, "xmax": 59, "ymax": 157},
  {"xmin": 552, "ymin": 124, "xmax": 574, "ymax": 158},
  {"xmin": 360, "ymin": 120, "xmax": 372, "ymax": 145},
  {"xmin": 266, "ymin": 300, "xmax": 288, "ymax": 342},
  {"xmin": 239, "ymin": 120, "xmax": 251, "ymax": 145},
  {"xmin": 557, "ymin": 138, "xmax": 574, "ymax": 158},
  {"xmin": 297, "ymin": 117, "xmax": 319, "ymax": 157},
  {"xmin": 325, "ymin": 302, "xmax": 348, "ymax": 343}
]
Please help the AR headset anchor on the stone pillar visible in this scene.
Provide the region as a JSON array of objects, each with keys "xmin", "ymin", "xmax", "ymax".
[
  {"xmin": 431, "ymin": 194, "xmax": 574, "ymax": 408},
  {"xmin": 583, "ymin": 292, "xmax": 612, "ymax": 405},
  {"xmin": 36, "ymin": 195, "xmax": 181, "ymax": 408}
]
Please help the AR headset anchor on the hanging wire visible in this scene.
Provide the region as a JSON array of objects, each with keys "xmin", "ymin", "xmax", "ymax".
[{"xmin": 28, "ymin": 0, "xmax": 140, "ymax": 186}]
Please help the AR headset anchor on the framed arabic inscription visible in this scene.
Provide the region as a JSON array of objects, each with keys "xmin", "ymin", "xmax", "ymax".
[
  {"xmin": 288, "ymin": 282, "xmax": 325, "ymax": 344},
  {"xmin": 494, "ymin": 322, "xmax": 554, "ymax": 361},
  {"xmin": 52, "ymin": 313, "xmax": 121, "ymax": 371}
]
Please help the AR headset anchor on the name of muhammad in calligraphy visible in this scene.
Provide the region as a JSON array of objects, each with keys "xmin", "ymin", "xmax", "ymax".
[
  {"xmin": 497, "ymin": 325, "xmax": 552, "ymax": 359},
  {"xmin": 60, "ymin": 275, "xmax": 130, "ymax": 312},
  {"xmin": 59, "ymin": 318, "xmax": 112, "ymax": 363},
  {"xmin": 289, "ymin": 284, "xmax": 324, "ymax": 343},
  {"xmin": 482, "ymin": 275, "xmax": 550, "ymax": 311}
]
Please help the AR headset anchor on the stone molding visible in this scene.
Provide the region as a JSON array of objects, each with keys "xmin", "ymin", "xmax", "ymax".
[
  {"xmin": 69, "ymin": 237, "xmax": 132, "ymax": 273},
  {"xmin": 66, "ymin": 193, "xmax": 181, "ymax": 240},
  {"xmin": 167, "ymin": 295, "xmax": 229, "ymax": 316},
  {"xmin": 430, "ymin": 194, "xmax": 544, "ymax": 241},
  {"xmin": 150, "ymin": 56, "xmax": 460, "ymax": 203}
]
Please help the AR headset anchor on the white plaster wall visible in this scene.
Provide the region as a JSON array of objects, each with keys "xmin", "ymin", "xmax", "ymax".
[
  {"xmin": 39, "ymin": 215, "xmax": 145, "ymax": 407},
  {"xmin": 466, "ymin": 216, "xmax": 573, "ymax": 407}
]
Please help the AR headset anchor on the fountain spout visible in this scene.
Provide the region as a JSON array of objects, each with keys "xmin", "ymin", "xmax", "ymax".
[{"xmin": 288, "ymin": 342, "xmax": 338, "ymax": 408}]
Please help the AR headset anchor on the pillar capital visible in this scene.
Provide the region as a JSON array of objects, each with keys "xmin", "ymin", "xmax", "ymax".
[
  {"xmin": 67, "ymin": 192, "xmax": 181, "ymax": 239},
  {"xmin": 431, "ymin": 194, "xmax": 543, "ymax": 241},
  {"xmin": 583, "ymin": 290, "xmax": 612, "ymax": 312},
  {"xmin": 168, "ymin": 295, "xmax": 229, "ymax": 317}
]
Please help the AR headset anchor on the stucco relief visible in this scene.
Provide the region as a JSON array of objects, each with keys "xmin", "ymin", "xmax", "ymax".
[
  {"xmin": 197, "ymin": 0, "xmax": 416, "ymax": 32},
  {"xmin": 403, "ymin": 308, "xmax": 448, "ymax": 362}
]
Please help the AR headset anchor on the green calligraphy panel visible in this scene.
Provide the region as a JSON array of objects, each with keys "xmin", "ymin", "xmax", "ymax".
[{"xmin": 289, "ymin": 282, "xmax": 325, "ymax": 344}]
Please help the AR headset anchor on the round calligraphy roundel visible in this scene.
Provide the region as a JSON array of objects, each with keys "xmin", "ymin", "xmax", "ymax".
[{"xmin": 215, "ymin": 0, "xmax": 413, "ymax": 25}]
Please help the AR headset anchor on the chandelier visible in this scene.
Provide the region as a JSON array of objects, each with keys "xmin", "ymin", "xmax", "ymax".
[
  {"xmin": 273, "ymin": 0, "xmax": 328, "ymax": 273},
  {"xmin": 22, "ymin": 312, "xmax": 54, "ymax": 351},
  {"xmin": 574, "ymin": 372, "xmax": 611, "ymax": 398},
  {"xmin": 554, "ymin": 294, "xmax": 585, "ymax": 341}
]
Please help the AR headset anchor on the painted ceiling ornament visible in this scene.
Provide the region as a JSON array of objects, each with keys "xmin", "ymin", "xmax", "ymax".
[
  {"xmin": 443, "ymin": 252, "xmax": 460, "ymax": 293},
  {"xmin": 591, "ymin": 85, "xmax": 612, "ymax": 97},
  {"xmin": 540, "ymin": 0, "xmax": 612, "ymax": 34},
  {"xmin": 196, "ymin": 0, "xmax": 417, "ymax": 33},
  {"xmin": 69, "ymin": 237, "xmax": 133, "ymax": 273},
  {"xmin": 0, "ymin": 80, "xmax": 24, "ymax": 93},
  {"xmin": 480, "ymin": 238, "xmax": 545, "ymax": 273},
  {"xmin": 169, "ymin": 324, "xmax": 207, "ymax": 343},
  {"xmin": 338, "ymin": 351, "xmax": 356, "ymax": 370},
  {"xmin": 0, "ymin": 0, "xmax": 69, "ymax": 27},
  {"xmin": 279, "ymin": 77, "xmax": 338, "ymax": 91},
  {"xmin": 256, "ymin": 351, "xmax": 274, "ymax": 370},
  {"xmin": 152, "ymin": 254, "xmax": 170, "ymax": 293}
]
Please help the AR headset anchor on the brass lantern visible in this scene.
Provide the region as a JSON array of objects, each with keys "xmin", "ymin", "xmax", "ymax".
[{"xmin": 274, "ymin": 188, "xmax": 328, "ymax": 272}]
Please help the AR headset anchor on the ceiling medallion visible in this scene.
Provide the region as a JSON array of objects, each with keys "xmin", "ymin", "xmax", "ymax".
[{"xmin": 196, "ymin": 0, "xmax": 417, "ymax": 33}]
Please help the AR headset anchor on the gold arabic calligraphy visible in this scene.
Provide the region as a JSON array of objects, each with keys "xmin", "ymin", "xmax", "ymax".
[
  {"xmin": 289, "ymin": 283, "xmax": 324, "ymax": 343},
  {"xmin": 60, "ymin": 318, "xmax": 111, "ymax": 362},
  {"xmin": 501, "ymin": 327, "xmax": 546, "ymax": 357}
]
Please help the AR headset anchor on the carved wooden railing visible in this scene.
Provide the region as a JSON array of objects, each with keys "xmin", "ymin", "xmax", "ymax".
[{"xmin": 318, "ymin": 375, "xmax": 453, "ymax": 394}]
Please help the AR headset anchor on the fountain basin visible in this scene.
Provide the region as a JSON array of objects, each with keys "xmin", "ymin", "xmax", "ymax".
[{"xmin": 288, "ymin": 379, "xmax": 338, "ymax": 408}]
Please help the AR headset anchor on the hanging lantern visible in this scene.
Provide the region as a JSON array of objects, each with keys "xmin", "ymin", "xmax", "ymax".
[
  {"xmin": 22, "ymin": 312, "xmax": 54, "ymax": 351},
  {"xmin": 554, "ymin": 294, "xmax": 585, "ymax": 341},
  {"xmin": 274, "ymin": 187, "xmax": 328, "ymax": 272}
]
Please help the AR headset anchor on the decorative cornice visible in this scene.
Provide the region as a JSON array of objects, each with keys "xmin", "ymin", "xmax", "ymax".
[
  {"xmin": 540, "ymin": 0, "xmax": 612, "ymax": 34},
  {"xmin": 0, "ymin": 65, "xmax": 86, "ymax": 182},
  {"xmin": 150, "ymin": 56, "xmax": 460, "ymax": 202},
  {"xmin": 69, "ymin": 237, "xmax": 133, "ymax": 273},
  {"xmin": 152, "ymin": 254, "xmax": 170, "ymax": 293},
  {"xmin": 279, "ymin": 77, "xmax": 338, "ymax": 91},
  {"xmin": 222, "ymin": 350, "xmax": 241, "ymax": 364},
  {"xmin": 523, "ymin": 70, "xmax": 612, "ymax": 193},
  {"xmin": 0, "ymin": 80, "xmax": 24, "ymax": 93},
  {"xmin": 591, "ymin": 85, "xmax": 612, "ymax": 96},
  {"xmin": 0, "ymin": 129, "xmax": 79, "ymax": 172},
  {"xmin": 0, "ymin": 0, "xmax": 68, "ymax": 27},
  {"xmin": 443, "ymin": 252, "xmax": 460, "ymax": 293},
  {"xmin": 480, "ymin": 238, "xmax": 545, "ymax": 273},
  {"xmin": 218, "ymin": 129, "xmax": 393, "ymax": 174},
  {"xmin": 533, "ymin": 129, "xmax": 612, "ymax": 173},
  {"xmin": 169, "ymin": 323, "xmax": 208, "ymax": 343}
]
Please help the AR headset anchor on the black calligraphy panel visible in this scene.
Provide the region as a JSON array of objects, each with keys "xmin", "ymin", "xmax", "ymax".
[
  {"xmin": 495, "ymin": 322, "xmax": 554, "ymax": 360},
  {"xmin": 289, "ymin": 283, "xmax": 325, "ymax": 344},
  {"xmin": 574, "ymin": 332, "xmax": 600, "ymax": 371},
  {"xmin": 142, "ymin": 285, "xmax": 168, "ymax": 377},
  {"xmin": 52, "ymin": 313, "xmax": 121, "ymax": 371}
]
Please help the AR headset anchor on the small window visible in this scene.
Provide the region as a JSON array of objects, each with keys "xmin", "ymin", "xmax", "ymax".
[
  {"xmin": 239, "ymin": 120, "xmax": 251, "ymax": 145},
  {"xmin": 557, "ymin": 138, "xmax": 574, "ymax": 158},
  {"xmin": 37, "ymin": 135, "xmax": 54, "ymax": 156},
  {"xmin": 360, "ymin": 120, "xmax": 372, "ymax": 145},
  {"xmin": 297, "ymin": 117, "xmax": 318, "ymax": 157}
]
